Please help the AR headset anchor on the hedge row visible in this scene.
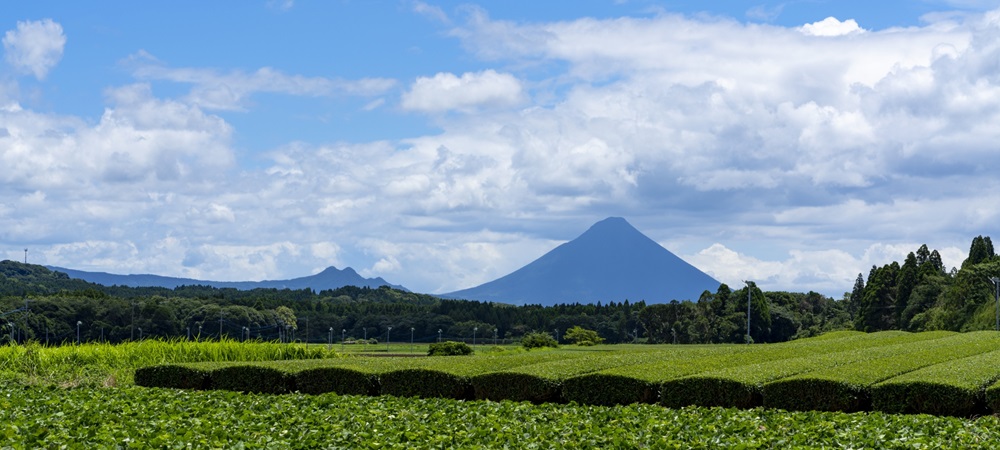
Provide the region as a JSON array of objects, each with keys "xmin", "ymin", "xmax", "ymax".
[
  {"xmin": 562, "ymin": 330, "xmax": 943, "ymax": 406},
  {"xmin": 471, "ymin": 346, "xmax": 699, "ymax": 403},
  {"xmin": 135, "ymin": 331, "xmax": 1000, "ymax": 417},
  {"xmin": 871, "ymin": 349, "xmax": 1000, "ymax": 417},
  {"xmin": 659, "ymin": 330, "xmax": 956, "ymax": 409},
  {"xmin": 137, "ymin": 350, "xmax": 588, "ymax": 399},
  {"xmin": 762, "ymin": 331, "xmax": 1000, "ymax": 413}
]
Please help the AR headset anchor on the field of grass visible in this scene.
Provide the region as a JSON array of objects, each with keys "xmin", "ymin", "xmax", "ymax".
[{"xmin": 5, "ymin": 332, "xmax": 1000, "ymax": 446}]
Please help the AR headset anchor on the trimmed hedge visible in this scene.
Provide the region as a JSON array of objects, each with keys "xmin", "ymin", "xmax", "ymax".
[
  {"xmin": 207, "ymin": 365, "xmax": 296, "ymax": 394},
  {"xmin": 874, "ymin": 349, "xmax": 1000, "ymax": 417},
  {"xmin": 659, "ymin": 330, "xmax": 956, "ymax": 409},
  {"xmin": 763, "ymin": 331, "xmax": 1000, "ymax": 413},
  {"xmin": 134, "ymin": 364, "xmax": 211, "ymax": 390},
  {"xmin": 563, "ymin": 331, "xmax": 915, "ymax": 406},
  {"xmin": 472, "ymin": 348, "xmax": 686, "ymax": 403}
]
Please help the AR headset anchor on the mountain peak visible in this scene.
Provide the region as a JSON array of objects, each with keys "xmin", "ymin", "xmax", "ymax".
[{"xmin": 444, "ymin": 218, "xmax": 720, "ymax": 305}]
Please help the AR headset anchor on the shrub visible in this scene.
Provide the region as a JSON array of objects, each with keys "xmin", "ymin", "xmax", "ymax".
[
  {"xmin": 134, "ymin": 364, "xmax": 211, "ymax": 390},
  {"xmin": 564, "ymin": 326, "xmax": 604, "ymax": 346},
  {"xmin": 521, "ymin": 332, "xmax": 558, "ymax": 350},
  {"xmin": 428, "ymin": 341, "xmax": 473, "ymax": 356},
  {"xmin": 295, "ymin": 366, "xmax": 377, "ymax": 396},
  {"xmin": 207, "ymin": 365, "xmax": 295, "ymax": 394}
]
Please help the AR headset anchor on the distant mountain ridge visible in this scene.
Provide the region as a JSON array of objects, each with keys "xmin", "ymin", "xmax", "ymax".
[
  {"xmin": 444, "ymin": 217, "xmax": 721, "ymax": 305},
  {"xmin": 48, "ymin": 265, "xmax": 407, "ymax": 292}
]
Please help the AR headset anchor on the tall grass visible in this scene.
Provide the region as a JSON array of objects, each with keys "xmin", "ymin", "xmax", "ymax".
[{"xmin": 0, "ymin": 339, "xmax": 340, "ymax": 387}]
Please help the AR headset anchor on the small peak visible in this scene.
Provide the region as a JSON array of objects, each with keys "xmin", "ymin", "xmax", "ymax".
[{"xmin": 586, "ymin": 217, "xmax": 636, "ymax": 234}]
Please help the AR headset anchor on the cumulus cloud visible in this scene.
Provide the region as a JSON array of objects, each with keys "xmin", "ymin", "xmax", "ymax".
[
  {"xmin": 2, "ymin": 19, "xmax": 65, "ymax": 79},
  {"xmin": 7, "ymin": 6, "xmax": 1000, "ymax": 298},
  {"xmin": 799, "ymin": 17, "xmax": 865, "ymax": 37},
  {"xmin": 401, "ymin": 70, "xmax": 524, "ymax": 113}
]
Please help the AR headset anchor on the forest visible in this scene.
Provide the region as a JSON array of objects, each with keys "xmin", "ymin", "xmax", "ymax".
[{"xmin": 0, "ymin": 235, "xmax": 994, "ymax": 345}]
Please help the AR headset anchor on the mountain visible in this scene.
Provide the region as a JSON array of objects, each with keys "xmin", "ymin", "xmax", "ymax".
[
  {"xmin": 443, "ymin": 217, "xmax": 721, "ymax": 305},
  {"xmin": 47, "ymin": 265, "xmax": 407, "ymax": 292}
]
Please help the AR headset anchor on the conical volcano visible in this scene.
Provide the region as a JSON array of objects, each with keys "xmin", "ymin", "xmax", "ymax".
[{"xmin": 444, "ymin": 217, "xmax": 720, "ymax": 305}]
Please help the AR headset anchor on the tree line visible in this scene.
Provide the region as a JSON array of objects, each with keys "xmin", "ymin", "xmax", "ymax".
[
  {"xmin": 0, "ymin": 260, "xmax": 853, "ymax": 345},
  {"xmin": 848, "ymin": 235, "xmax": 1000, "ymax": 332}
]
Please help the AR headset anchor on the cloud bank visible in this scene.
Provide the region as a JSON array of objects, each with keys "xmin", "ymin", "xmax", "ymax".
[{"xmin": 3, "ymin": 7, "xmax": 1000, "ymax": 299}]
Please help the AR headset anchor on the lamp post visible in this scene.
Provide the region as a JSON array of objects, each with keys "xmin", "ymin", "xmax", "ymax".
[
  {"xmin": 342, "ymin": 329, "xmax": 346, "ymax": 352},
  {"xmin": 473, "ymin": 327, "xmax": 478, "ymax": 346},
  {"xmin": 554, "ymin": 328, "xmax": 558, "ymax": 344},
  {"xmin": 329, "ymin": 327, "xmax": 334, "ymax": 349},
  {"xmin": 742, "ymin": 280, "xmax": 753, "ymax": 343},
  {"xmin": 242, "ymin": 327, "xmax": 248, "ymax": 342},
  {"xmin": 493, "ymin": 328, "xmax": 498, "ymax": 346},
  {"xmin": 198, "ymin": 324, "xmax": 203, "ymax": 341},
  {"xmin": 438, "ymin": 329, "xmax": 442, "ymax": 343},
  {"xmin": 991, "ymin": 277, "xmax": 1000, "ymax": 331},
  {"xmin": 76, "ymin": 321, "xmax": 82, "ymax": 344},
  {"xmin": 386, "ymin": 326, "xmax": 392, "ymax": 352},
  {"xmin": 633, "ymin": 328, "xmax": 638, "ymax": 343},
  {"xmin": 410, "ymin": 327, "xmax": 415, "ymax": 353},
  {"xmin": 138, "ymin": 327, "xmax": 143, "ymax": 340}
]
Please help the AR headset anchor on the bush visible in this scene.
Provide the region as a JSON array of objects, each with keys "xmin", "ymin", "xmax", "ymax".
[
  {"xmin": 521, "ymin": 332, "xmax": 558, "ymax": 350},
  {"xmin": 134, "ymin": 364, "xmax": 211, "ymax": 390},
  {"xmin": 378, "ymin": 368, "xmax": 474, "ymax": 399},
  {"xmin": 295, "ymin": 367, "xmax": 377, "ymax": 396},
  {"xmin": 564, "ymin": 326, "xmax": 604, "ymax": 346},
  {"xmin": 208, "ymin": 365, "xmax": 295, "ymax": 394},
  {"xmin": 428, "ymin": 341, "xmax": 473, "ymax": 356}
]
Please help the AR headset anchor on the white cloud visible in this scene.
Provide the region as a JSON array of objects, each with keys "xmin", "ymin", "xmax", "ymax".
[
  {"xmin": 7, "ymin": 6, "xmax": 1000, "ymax": 299},
  {"xmin": 799, "ymin": 17, "xmax": 865, "ymax": 37},
  {"xmin": 129, "ymin": 53, "xmax": 397, "ymax": 111},
  {"xmin": 401, "ymin": 70, "xmax": 524, "ymax": 113},
  {"xmin": 2, "ymin": 19, "xmax": 65, "ymax": 79}
]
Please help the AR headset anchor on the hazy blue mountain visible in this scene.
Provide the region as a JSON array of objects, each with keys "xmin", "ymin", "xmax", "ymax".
[
  {"xmin": 443, "ymin": 217, "xmax": 721, "ymax": 305},
  {"xmin": 48, "ymin": 265, "xmax": 406, "ymax": 292}
]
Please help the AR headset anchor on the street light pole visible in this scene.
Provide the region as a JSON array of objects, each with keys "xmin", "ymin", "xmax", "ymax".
[
  {"xmin": 438, "ymin": 329, "xmax": 442, "ymax": 343},
  {"xmin": 991, "ymin": 277, "xmax": 1000, "ymax": 331},
  {"xmin": 744, "ymin": 280, "xmax": 752, "ymax": 343},
  {"xmin": 387, "ymin": 326, "xmax": 392, "ymax": 352},
  {"xmin": 76, "ymin": 321, "xmax": 82, "ymax": 344},
  {"xmin": 473, "ymin": 327, "xmax": 478, "ymax": 346},
  {"xmin": 410, "ymin": 327, "xmax": 415, "ymax": 353}
]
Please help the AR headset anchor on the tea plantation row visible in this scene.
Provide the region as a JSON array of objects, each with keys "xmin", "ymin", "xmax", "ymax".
[
  {"xmin": 137, "ymin": 330, "xmax": 1000, "ymax": 417},
  {"xmin": 4, "ymin": 386, "xmax": 1000, "ymax": 448}
]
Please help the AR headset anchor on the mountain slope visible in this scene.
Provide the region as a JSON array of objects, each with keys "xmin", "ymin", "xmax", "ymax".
[
  {"xmin": 444, "ymin": 217, "xmax": 720, "ymax": 305},
  {"xmin": 48, "ymin": 265, "xmax": 406, "ymax": 292}
]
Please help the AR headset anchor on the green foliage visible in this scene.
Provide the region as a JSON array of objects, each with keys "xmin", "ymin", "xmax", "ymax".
[
  {"xmin": 428, "ymin": 341, "xmax": 473, "ymax": 356},
  {"xmin": 762, "ymin": 331, "xmax": 1000, "ymax": 412},
  {"xmin": 134, "ymin": 364, "xmax": 210, "ymax": 390},
  {"xmin": 6, "ymin": 387, "xmax": 1000, "ymax": 448},
  {"xmin": 872, "ymin": 349, "xmax": 1000, "ymax": 417},
  {"xmin": 206, "ymin": 365, "xmax": 296, "ymax": 394},
  {"xmin": 564, "ymin": 326, "xmax": 604, "ymax": 346},
  {"xmin": 521, "ymin": 331, "xmax": 558, "ymax": 349}
]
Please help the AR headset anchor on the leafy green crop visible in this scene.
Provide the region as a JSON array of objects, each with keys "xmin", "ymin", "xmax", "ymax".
[{"xmin": 1, "ymin": 387, "xmax": 1000, "ymax": 448}]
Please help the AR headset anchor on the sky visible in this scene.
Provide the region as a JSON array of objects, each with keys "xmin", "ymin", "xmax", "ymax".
[{"xmin": 3, "ymin": 0, "xmax": 1000, "ymax": 299}]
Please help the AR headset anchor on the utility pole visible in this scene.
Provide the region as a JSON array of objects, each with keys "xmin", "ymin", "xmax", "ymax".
[
  {"xmin": 991, "ymin": 277, "xmax": 1000, "ymax": 331},
  {"xmin": 23, "ymin": 249, "xmax": 27, "ymax": 264},
  {"xmin": 744, "ymin": 280, "xmax": 752, "ymax": 343}
]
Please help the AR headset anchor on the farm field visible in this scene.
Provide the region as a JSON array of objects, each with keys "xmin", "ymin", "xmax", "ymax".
[
  {"xmin": 3, "ymin": 386, "xmax": 1000, "ymax": 448},
  {"xmin": 138, "ymin": 330, "xmax": 1000, "ymax": 418},
  {"xmin": 4, "ymin": 332, "xmax": 1000, "ymax": 446}
]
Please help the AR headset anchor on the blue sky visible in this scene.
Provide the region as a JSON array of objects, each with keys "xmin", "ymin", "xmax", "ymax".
[{"xmin": 3, "ymin": 0, "xmax": 1000, "ymax": 298}]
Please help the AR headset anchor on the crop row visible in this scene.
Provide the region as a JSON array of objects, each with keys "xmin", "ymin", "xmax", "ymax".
[
  {"xmin": 5, "ymin": 386, "xmax": 1000, "ymax": 448},
  {"xmin": 137, "ymin": 331, "xmax": 1000, "ymax": 416}
]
